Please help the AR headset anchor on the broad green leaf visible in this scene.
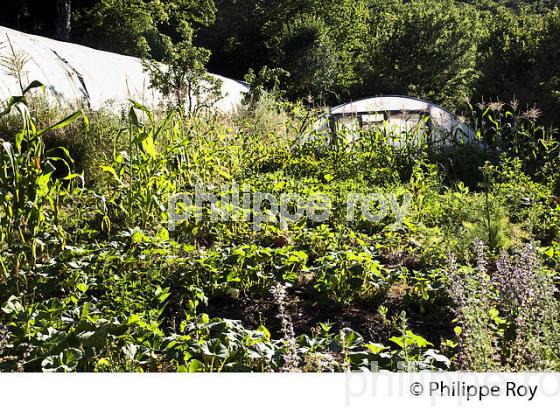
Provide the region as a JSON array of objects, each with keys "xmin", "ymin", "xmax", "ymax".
[
  {"xmin": 142, "ymin": 135, "xmax": 157, "ymax": 159},
  {"xmin": 36, "ymin": 110, "xmax": 85, "ymax": 137}
]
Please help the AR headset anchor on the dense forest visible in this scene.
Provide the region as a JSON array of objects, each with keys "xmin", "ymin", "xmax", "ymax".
[{"xmin": 1, "ymin": 0, "xmax": 560, "ymax": 122}]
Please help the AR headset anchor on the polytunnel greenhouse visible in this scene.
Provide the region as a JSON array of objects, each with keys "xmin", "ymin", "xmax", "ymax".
[
  {"xmin": 314, "ymin": 95, "xmax": 478, "ymax": 147},
  {"xmin": 0, "ymin": 25, "xmax": 248, "ymax": 112}
]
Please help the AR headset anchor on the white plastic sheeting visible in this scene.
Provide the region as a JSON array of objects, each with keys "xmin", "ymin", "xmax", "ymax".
[
  {"xmin": 314, "ymin": 96, "xmax": 477, "ymax": 147},
  {"xmin": 0, "ymin": 25, "xmax": 248, "ymax": 112}
]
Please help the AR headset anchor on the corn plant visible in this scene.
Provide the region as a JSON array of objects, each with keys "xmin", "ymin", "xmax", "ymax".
[
  {"xmin": 0, "ymin": 85, "xmax": 86, "ymax": 244},
  {"xmin": 99, "ymin": 102, "xmax": 182, "ymax": 230}
]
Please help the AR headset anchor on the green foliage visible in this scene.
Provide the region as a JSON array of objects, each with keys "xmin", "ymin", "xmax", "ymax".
[
  {"xmin": 0, "ymin": 84, "xmax": 85, "ymax": 244},
  {"xmin": 242, "ymin": 66, "xmax": 290, "ymax": 110},
  {"xmin": 312, "ymin": 248, "xmax": 393, "ymax": 305},
  {"xmin": 143, "ymin": 25, "xmax": 223, "ymax": 113},
  {"xmin": 98, "ymin": 102, "xmax": 181, "ymax": 230},
  {"xmin": 475, "ymin": 6, "xmax": 560, "ymax": 124},
  {"xmin": 359, "ymin": 0, "xmax": 482, "ymax": 110},
  {"xmin": 76, "ymin": 0, "xmax": 169, "ymax": 57},
  {"xmin": 267, "ymin": 0, "xmax": 371, "ymax": 99},
  {"xmin": 76, "ymin": 0, "xmax": 216, "ymax": 59},
  {"xmin": 271, "ymin": 15, "xmax": 337, "ymax": 101},
  {"xmin": 2, "ymin": 81, "xmax": 560, "ymax": 372},
  {"xmin": 313, "ymin": 0, "xmax": 370, "ymax": 94},
  {"xmin": 3, "ymin": 0, "xmax": 560, "ymax": 125},
  {"xmin": 448, "ymin": 242, "xmax": 560, "ymax": 371},
  {"xmin": 198, "ymin": 0, "xmax": 370, "ymax": 102}
]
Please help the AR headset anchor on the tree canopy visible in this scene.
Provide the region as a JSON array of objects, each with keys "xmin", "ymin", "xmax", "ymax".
[{"xmin": 1, "ymin": 0, "xmax": 560, "ymax": 122}]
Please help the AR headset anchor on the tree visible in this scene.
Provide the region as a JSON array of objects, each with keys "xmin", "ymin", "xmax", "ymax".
[
  {"xmin": 196, "ymin": 0, "xmax": 271, "ymax": 79},
  {"xmin": 55, "ymin": 0, "xmax": 72, "ymax": 41},
  {"xmin": 0, "ymin": 0, "xmax": 30, "ymax": 30},
  {"xmin": 75, "ymin": 0, "xmax": 216, "ymax": 58},
  {"xmin": 307, "ymin": 0, "xmax": 370, "ymax": 95},
  {"xmin": 358, "ymin": 0, "xmax": 483, "ymax": 110},
  {"xmin": 271, "ymin": 15, "xmax": 337, "ymax": 102},
  {"xmin": 265, "ymin": 0, "xmax": 370, "ymax": 100},
  {"xmin": 475, "ymin": 6, "xmax": 541, "ymax": 106},
  {"xmin": 76, "ymin": 0, "xmax": 169, "ymax": 57},
  {"xmin": 537, "ymin": 7, "xmax": 560, "ymax": 118},
  {"xmin": 198, "ymin": 0, "xmax": 370, "ymax": 102},
  {"xmin": 476, "ymin": 6, "xmax": 560, "ymax": 124},
  {"xmin": 0, "ymin": 0, "xmax": 56, "ymax": 36},
  {"xmin": 143, "ymin": 24, "xmax": 222, "ymax": 114}
]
